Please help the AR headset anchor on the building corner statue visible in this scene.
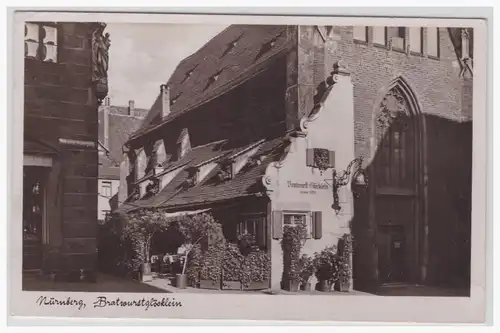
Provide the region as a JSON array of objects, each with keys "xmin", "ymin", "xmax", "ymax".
[{"xmin": 92, "ymin": 22, "xmax": 111, "ymax": 105}]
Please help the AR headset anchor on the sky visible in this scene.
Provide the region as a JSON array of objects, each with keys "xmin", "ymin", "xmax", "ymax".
[{"xmin": 105, "ymin": 23, "xmax": 228, "ymax": 110}]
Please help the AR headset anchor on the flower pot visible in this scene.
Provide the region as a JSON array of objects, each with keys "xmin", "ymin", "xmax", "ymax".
[
  {"xmin": 339, "ymin": 282, "xmax": 350, "ymax": 292},
  {"xmin": 221, "ymin": 280, "xmax": 242, "ymax": 291},
  {"xmin": 199, "ymin": 279, "xmax": 220, "ymax": 290},
  {"xmin": 300, "ymin": 282, "xmax": 312, "ymax": 292},
  {"xmin": 283, "ymin": 279, "xmax": 300, "ymax": 292},
  {"xmin": 242, "ymin": 281, "xmax": 269, "ymax": 291},
  {"xmin": 317, "ymin": 280, "xmax": 332, "ymax": 292},
  {"xmin": 175, "ymin": 274, "xmax": 188, "ymax": 289}
]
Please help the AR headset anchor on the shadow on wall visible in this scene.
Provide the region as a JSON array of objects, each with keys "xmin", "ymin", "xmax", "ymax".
[{"xmin": 349, "ymin": 113, "xmax": 472, "ymax": 293}]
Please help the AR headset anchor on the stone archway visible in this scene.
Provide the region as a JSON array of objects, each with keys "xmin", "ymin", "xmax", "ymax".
[{"xmin": 372, "ymin": 77, "xmax": 427, "ymax": 285}]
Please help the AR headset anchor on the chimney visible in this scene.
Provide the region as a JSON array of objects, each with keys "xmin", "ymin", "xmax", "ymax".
[
  {"xmin": 161, "ymin": 84, "xmax": 170, "ymax": 118},
  {"xmin": 128, "ymin": 100, "xmax": 135, "ymax": 116},
  {"xmin": 103, "ymin": 97, "xmax": 110, "ymax": 149}
]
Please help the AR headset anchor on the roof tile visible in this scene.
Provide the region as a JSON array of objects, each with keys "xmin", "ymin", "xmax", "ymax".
[{"xmin": 130, "ymin": 25, "xmax": 289, "ymax": 140}]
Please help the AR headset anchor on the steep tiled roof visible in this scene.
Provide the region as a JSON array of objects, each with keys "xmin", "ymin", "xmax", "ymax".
[
  {"xmin": 116, "ymin": 136, "xmax": 287, "ymax": 214},
  {"xmin": 162, "ymin": 137, "xmax": 286, "ymax": 209},
  {"xmin": 130, "ymin": 25, "xmax": 290, "ymax": 141}
]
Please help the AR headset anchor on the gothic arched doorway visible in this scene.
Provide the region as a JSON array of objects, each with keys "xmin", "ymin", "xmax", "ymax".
[{"xmin": 373, "ymin": 78, "xmax": 425, "ymax": 285}]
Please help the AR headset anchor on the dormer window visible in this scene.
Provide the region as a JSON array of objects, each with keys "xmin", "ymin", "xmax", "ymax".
[
  {"xmin": 217, "ymin": 159, "xmax": 233, "ymax": 182},
  {"xmin": 130, "ymin": 185, "xmax": 140, "ymax": 201},
  {"xmin": 145, "ymin": 178, "xmax": 160, "ymax": 196},
  {"xmin": 171, "ymin": 92, "xmax": 182, "ymax": 105},
  {"xmin": 184, "ymin": 167, "xmax": 199, "ymax": 189},
  {"xmin": 211, "ymin": 70, "xmax": 223, "ymax": 82},
  {"xmin": 181, "ymin": 64, "xmax": 198, "ymax": 83},
  {"xmin": 176, "ymin": 128, "xmax": 191, "ymax": 160},
  {"xmin": 136, "ymin": 149, "xmax": 147, "ymax": 180},
  {"xmin": 221, "ymin": 33, "xmax": 243, "ymax": 57},
  {"xmin": 204, "ymin": 69, "xmax": 224, "ymax": 90}
]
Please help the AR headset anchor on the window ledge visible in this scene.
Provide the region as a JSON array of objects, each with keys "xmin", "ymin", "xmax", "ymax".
[
  {"xmin": 373, "ymin": 43, "xmax": 388, "ymax": 50},
  {"xmin": 410, "ymin": 51, "xmax": 424, "ymax": 57},
  {"xmin": 391, "ymin": 47, "xmax": 406, "ymax": 54},
  {"xmin": 353, "ymin": 39, "xmax": 368, "ymax": 46}
]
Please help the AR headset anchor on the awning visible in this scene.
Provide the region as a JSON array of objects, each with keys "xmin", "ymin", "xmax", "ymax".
[{"xmin": 163, "ymin": 208, "xmax": 211, "ymax": 218}]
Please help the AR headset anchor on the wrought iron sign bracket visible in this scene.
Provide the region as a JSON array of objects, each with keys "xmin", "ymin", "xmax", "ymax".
[{"xmin": 324, "ymin": 157, "xmax": 368, "ymax": 215}]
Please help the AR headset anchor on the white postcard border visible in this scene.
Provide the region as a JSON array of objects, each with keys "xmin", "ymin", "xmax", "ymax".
[{"xmin": 8, "ymin": 10, "xmax": 488, "ymax": 324}]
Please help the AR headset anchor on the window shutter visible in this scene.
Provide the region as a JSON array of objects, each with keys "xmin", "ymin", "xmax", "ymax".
[
  {"xmin": 328, "ymin": 150, "xmax": 336, "ymax": 168},
  {"xmin": 256, "ymin": 218, "xmax": 267, "ymax": 247},
  {"xmin": 312, "ymin": 211, "xmax": 322, "ymax": 239},
  {"xmin": 306, "ymin": 148, "xmax": 315, "ymax": 167},
  {"xmin": 272, "ymin": 211, "xmax": 283, "ymax": 239}
]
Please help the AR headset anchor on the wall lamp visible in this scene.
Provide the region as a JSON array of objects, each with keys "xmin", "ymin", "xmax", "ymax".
[{"xmin": 324, "ymin": 157, "xmax": 368, "ymax": 214}]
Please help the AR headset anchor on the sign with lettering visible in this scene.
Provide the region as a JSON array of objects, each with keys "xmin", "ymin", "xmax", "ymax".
[
  {"xmin": 286, "ymin": 180, "xmax": 330, "ymax": 194},
  {"xmin": 59, "ymin": 138, "xmax": 96, "ymax": 148}
]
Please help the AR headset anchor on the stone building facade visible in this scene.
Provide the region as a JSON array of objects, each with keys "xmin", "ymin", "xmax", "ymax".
[
  {"xmin": 23, "ymin": 21, "xmax": 109, "ymax": 281},
  {"xmin": 114, "ymin": 25, "xmax": 472, "ymax": 292}
]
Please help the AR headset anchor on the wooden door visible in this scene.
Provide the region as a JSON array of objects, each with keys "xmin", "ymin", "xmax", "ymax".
[{"xmin": 377, "ymin": 225, "xmax": 406, "ymax": 284}]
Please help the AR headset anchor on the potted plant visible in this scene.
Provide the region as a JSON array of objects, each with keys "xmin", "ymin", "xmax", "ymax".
[
  {"xmin": 313, "ymin": 245, "xmax": 340, "ymax": 292},
  {"xmin": 241, "ymin": 248, "xmax": 271, "ymax": 291},
  {"xmin": 221, "ymin": 243, "xmax": 244, "ymax": 290},
  {"xmin": 298, "ymin": 254, "xmax": 314, "ymax": 291},
  {"xmin": 281, "ymin": 219, "xmax": 307, "ymax": 292},
  {"xmin": 177, "ymin": 213, "xmax": 222, "ymax": 289},
  {"xmin": 336, "ymin": 234, "xmax": 354, "ymax": 292},
  {"xmin": 123, "ymin": 209, "xmax": 171, "ymax": 282}
]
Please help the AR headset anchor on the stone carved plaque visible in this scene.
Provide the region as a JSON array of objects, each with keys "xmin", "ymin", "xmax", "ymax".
[{"xmin": 377, "ymin": 88, "xmax": 409, "ymax": 131}]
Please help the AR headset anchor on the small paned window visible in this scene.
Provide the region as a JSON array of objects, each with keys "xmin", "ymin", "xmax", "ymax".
[{"xmin": 24, "ymin": 23, "xmax": 58, "ymax": 62}]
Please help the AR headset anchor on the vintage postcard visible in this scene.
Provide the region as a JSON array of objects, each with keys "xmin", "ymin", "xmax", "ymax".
[{"xmin": 8, "ymin": 10, "xmax": 488, "ymax": 324}]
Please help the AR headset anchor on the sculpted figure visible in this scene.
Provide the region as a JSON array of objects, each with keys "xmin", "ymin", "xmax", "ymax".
[{"xmin": 92, "ymin": 23, "xmax": 111, "ymax": 82}]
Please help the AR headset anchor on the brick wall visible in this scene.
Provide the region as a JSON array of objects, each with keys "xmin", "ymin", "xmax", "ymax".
[
  {"xmin": 319, "ymin": 26, "xmax": 472, "ymax": 288},
  {"xmin": 24, "ymin": 22, "xmax": 99, "ymax": 274}
]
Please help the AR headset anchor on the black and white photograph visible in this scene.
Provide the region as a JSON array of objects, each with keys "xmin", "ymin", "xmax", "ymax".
[{"xmin": 8, "ymin": 10, "xmax": 488, "ymax": 323}]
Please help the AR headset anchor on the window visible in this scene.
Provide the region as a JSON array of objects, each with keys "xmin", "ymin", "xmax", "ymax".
[
  {"xmin": 353, "ymin": 26, "xmax": 368, "ymax": 42},
  {"xmin": 283, "ymin": 212, "xmax": 312, "ymax": 239},
  {"xmin": 101, "ymin": 181, "xmax": 112, "ymax": 197},
  {"xmin": 237, "ymin": 216, "xmax": 266, "ymax": 247},
  {"xmin": 238, "ymin": 217, "xmax": 260, "ymax": 236},
  {"xmin": 427, "ymin": 27, "xmax": 439, "ymax": 58},
  {"xmin": 386, "ymin": 27, "xmax": 406, "ymax": 50},
  {"xmin": 376, "ymin": 87, "xmax": 415, "ymax": 189},
  {"xmin": 271, "ymin": 211, "xmax": 322, "ymax": 240},
  {"xmin": 24, "ymin": 23, "xmax": 58, "ymax": 62},
  {"xmin": 409, "ymin": 27, "xmax": 423, "ymax": 54},
  {"xmin": 373, "ymin": 26, "xmax": 386, "ymax": 45}
]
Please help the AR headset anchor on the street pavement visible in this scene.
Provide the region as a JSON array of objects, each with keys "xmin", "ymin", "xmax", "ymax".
[{"xmin": 23, "ymin": 273, "xmax": 168, "ymax": 293}]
